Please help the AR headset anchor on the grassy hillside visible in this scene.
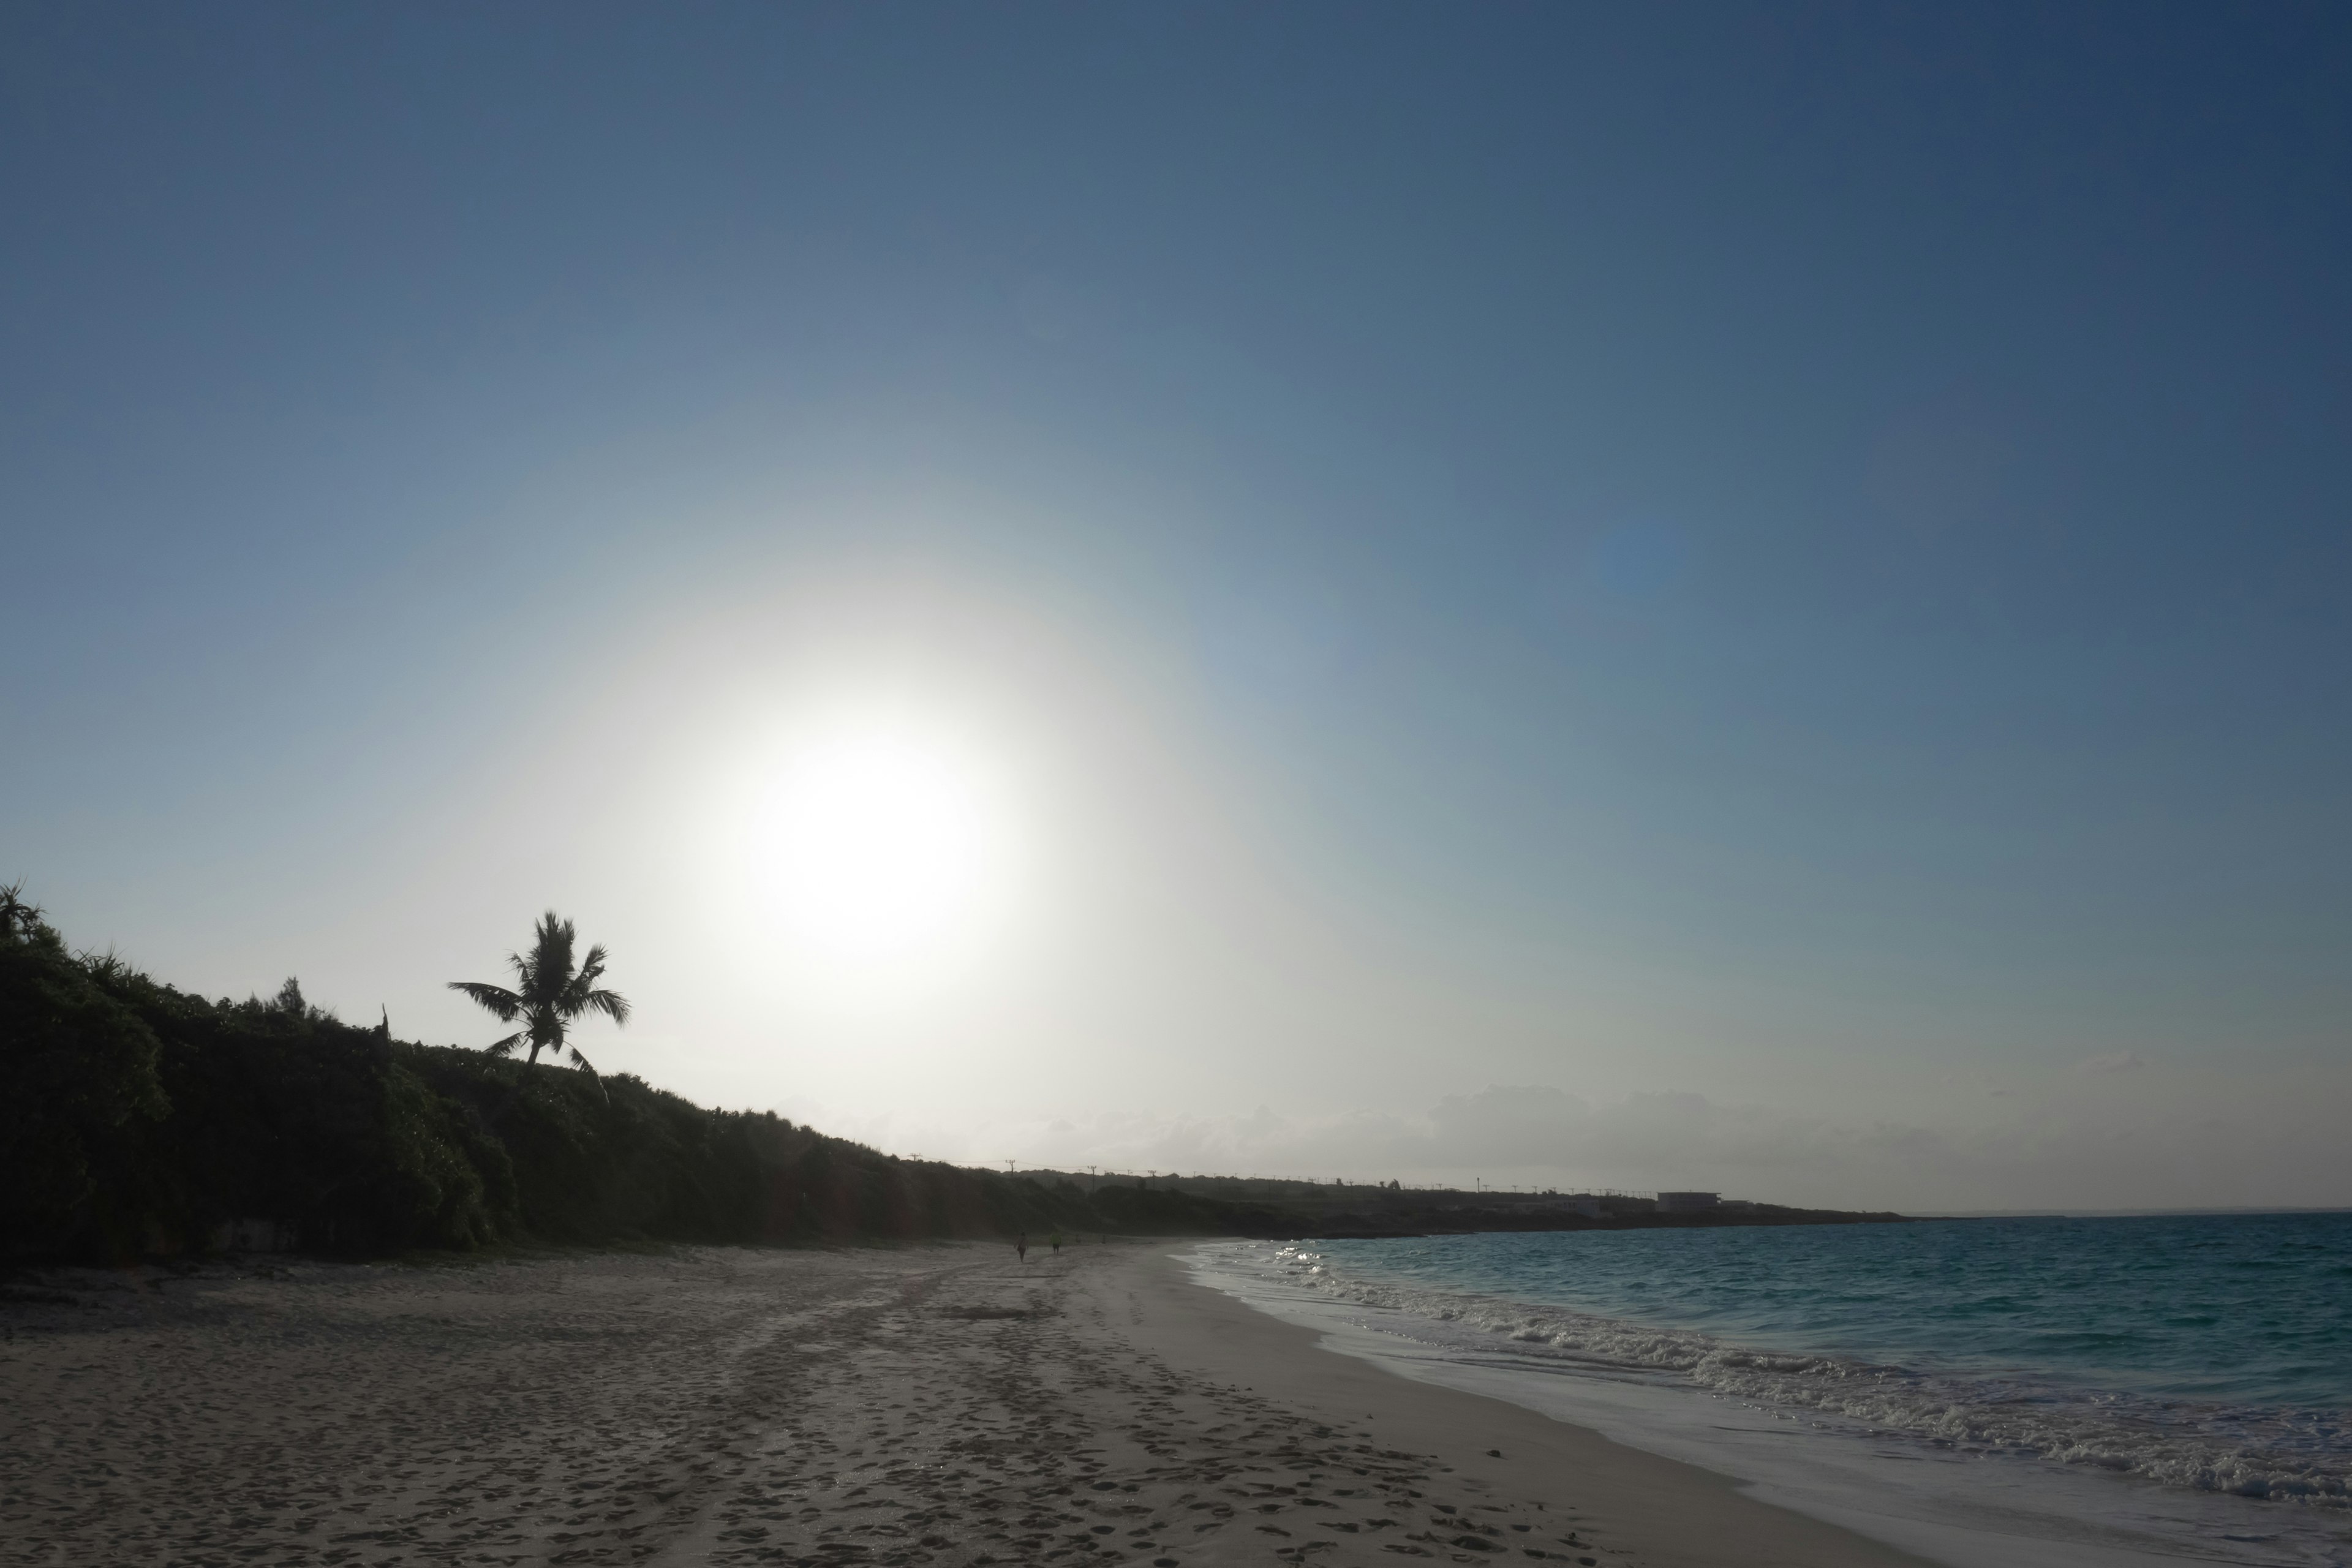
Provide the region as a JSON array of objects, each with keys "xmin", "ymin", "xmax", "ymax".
[{"xmin": 0, "ymin": 892, "xmax": 1269, "ymax": 1262}]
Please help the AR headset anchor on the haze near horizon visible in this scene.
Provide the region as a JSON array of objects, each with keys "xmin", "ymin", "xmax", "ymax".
[{"xmin": 7, "ymin": 3, "xmax": 2350, "ymax": 1213}]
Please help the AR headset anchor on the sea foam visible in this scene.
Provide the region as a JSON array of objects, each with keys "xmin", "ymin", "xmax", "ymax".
[{"xmin": 1242, "ymin": 1239, "xmax": 2352, "ymax": 1510}]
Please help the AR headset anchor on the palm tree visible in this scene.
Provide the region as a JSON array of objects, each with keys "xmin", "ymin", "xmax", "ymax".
[{"xmin": 449, "ymin": 911, "xmax": 630, "ymax": 1098}]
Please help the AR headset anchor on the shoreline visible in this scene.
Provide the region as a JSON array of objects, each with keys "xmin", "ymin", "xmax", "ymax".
[
  {"xmin": 1183, "ymin": 1238, "xmax": 2352, "ymax": 1568},
  {"xmin": 2, "ymin": 1239, "xmax": 1928, "ymax": 1566},
  {"xmin": 1122, "ymin": 1242, "xmax": 1932, "ymax": 1568}
]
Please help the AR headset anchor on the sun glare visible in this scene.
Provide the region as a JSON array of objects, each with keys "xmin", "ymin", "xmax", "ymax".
[{"xmin": 745, "ymin": 723, "xmax": 1011, "ymax": 964}]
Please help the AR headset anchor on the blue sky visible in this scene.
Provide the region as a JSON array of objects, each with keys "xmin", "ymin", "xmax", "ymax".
[{"xmin": 7, "ymin": 4, "xmax": 2350, "ymax": 1207}]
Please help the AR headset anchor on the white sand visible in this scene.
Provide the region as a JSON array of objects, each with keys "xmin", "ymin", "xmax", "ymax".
[{"xmin": 1, "ymin": 1242, "xmax": 1925, "ymax": 1566}]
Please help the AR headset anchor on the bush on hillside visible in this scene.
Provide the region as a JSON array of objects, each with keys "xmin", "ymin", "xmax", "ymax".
[
  {"xmin": 0, "ymin": 889, "xmax": 170, "ymax": 1255},
  {"xmin": 1, "ymin": 895, "xmax": 1268, "ymax": 1262}
]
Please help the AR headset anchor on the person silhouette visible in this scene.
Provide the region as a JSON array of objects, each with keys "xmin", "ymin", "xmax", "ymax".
[
  {"xmin": 1016, "ymin": 1232, "xmax": 1028, "ymax": 1263},
  {"xmin": 1050, "ymin": 1232, "xmax": 1063, "ymax": 1255}
]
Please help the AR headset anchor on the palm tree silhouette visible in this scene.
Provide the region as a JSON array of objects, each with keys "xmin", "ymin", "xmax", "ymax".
[{"xmin": 450, "ymin": 911, "xmax": 630, "ymax": 1099}]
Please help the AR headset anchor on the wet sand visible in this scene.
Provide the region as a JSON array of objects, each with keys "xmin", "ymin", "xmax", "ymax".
[{"xmin": 0, "ymin": 1242, "xmax": 1924, "ymax": 1567}]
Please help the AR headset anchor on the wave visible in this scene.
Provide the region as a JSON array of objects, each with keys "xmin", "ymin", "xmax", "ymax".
[{"xmin": 1246, "ymin": 1243, "xmax": 2352, "ymax": 1510}]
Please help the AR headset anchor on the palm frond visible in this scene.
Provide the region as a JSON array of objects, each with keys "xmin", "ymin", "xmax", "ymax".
[
  {"xmin": 466, "ymin": 912, "xmax": 624, "ymax": 1099},
  {"xmin": 531, "ymin": 913, "xmax": 576, "ymax": 986},
  {"xmin": 483, "ymin": 1031, "xmax": 525, "ymax": 1057},
  {"xmin": 448, "ymin": 980, "xmax": 525, "ymax": 1021},
  {"xmin": 568, "ymin": 1044, "xmax": 610, "ymax": 1103},
  {"xmin": 577, "ymin": 986, "xmax": 631, "ymax": 1027}
]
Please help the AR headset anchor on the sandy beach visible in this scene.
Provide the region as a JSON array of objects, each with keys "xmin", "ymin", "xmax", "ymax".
[{"xmin": 1, "ymin": 1242, "xmax": 1922, "ymax": 1568}]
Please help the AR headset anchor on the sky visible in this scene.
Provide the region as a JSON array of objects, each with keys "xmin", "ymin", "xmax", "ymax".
[{"xmin": 6, "ymin": 2, "xmax": 2350, "ymax": 1212}]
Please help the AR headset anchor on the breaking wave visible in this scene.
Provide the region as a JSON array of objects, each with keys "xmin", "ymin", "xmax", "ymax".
[{"xmin": 1245, "ymin": 1240, "xmax": 2352, "ymax": 1510}]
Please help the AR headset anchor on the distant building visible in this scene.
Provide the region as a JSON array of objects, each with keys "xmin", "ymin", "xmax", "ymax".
[
  {"xmin": 1564, "ymin": 1197, "xmax": 1605, "ymax": 1219},
  {"xmin": 1654, "ymin": 1191, "xmax": 1720, "ymax": 1213}
]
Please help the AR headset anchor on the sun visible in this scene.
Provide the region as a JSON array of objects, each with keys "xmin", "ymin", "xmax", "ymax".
[{"xmin": 747, "ymin": 722, "xmax": 1009, "ymax": 963}]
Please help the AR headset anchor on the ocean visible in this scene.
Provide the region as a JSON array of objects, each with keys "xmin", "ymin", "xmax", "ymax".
[{"xmin": 1188, "ymin": 1212, "xmax": 2352, "ymax": 1568}]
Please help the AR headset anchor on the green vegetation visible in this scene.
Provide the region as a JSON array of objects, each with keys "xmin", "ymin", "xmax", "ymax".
[
  {"xmin": 0, "ymin": 889, "xmax": 1259, "ymax": 1262},
  {"xmin": 2, "ymin": 889, "xmax": 1898, "ymax": 1264},
  {"xmin": 1019, "ymin": 1169, "xmax": 1907, "ymax": 1234}
]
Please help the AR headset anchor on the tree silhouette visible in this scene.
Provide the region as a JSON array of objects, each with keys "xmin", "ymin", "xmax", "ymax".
[{"xmin": 449, "ymin": 912, "xmax": 629, "ymax": 1098}]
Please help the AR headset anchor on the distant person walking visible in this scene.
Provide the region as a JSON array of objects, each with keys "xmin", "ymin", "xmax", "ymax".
[
  {"xmin": 1016, "ymin": 1232, "xmax": 1028, "ymax": 1264},
  {"xmin": 1049, "ymin": 1232, "xmax": 1063, "ymax": 1255}
]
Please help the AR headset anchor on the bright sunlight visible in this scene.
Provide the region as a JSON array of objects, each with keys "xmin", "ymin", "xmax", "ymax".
[{"xmin": 744, "ymin": 720, "xmax": 1013, "ymax": 965}]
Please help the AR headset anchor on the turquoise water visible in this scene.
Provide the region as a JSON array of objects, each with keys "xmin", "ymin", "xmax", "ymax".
[
  {"xmin": 1316, "ymin": 1212, "xmax": 2352, "ymax": 1406},
  {"xmin": 1237, "ymin": 1213, "xmax": 2352, "ymax": 1512}
]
